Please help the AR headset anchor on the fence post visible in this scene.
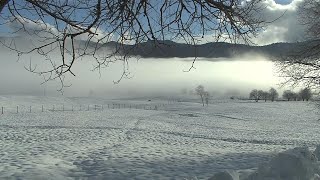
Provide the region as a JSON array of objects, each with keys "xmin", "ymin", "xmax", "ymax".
[
  {"xmin": 1, "ymin": 107, "xmax": 3, "ymax": 114},
  {"xmin": 42, "ymin": 105, "xmax": 44, "ymax": 112},
  {"xmin": 17, "ymin": 106, "xmax": 18, "ymax": 114},
  {"xmin": 72, "ymin": 106, "xmax": 74, "ymax": 111}
]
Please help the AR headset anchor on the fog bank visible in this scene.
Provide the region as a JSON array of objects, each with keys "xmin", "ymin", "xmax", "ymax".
[{"xmin": 0, "ymin": 48, "xmax": 281, "ymax": 98}]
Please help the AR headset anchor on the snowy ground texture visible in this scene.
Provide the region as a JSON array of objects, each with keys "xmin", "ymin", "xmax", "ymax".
[{"xmin": 0, "ymin": 96, "xmax": 319, "ymax": 180}]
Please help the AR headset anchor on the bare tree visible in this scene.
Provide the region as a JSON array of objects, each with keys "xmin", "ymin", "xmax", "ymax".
[
  {"xmin": 0, "ymin": 0, "xmax": 266, "ymax": 92},
  {"xmin": 282, "ymin": 90, "xmax": 295, "ymax": 101},
  {"xmin": 261, "ymin": 91, "xmax": 269, "ymax": 102},
  {"xmin": 299, "ymin": 88, "xmax": 312, "ymax": 101},
  {"xmin": 203, "ymin": 91, "xmax": 210, "ymax": 106},
  {"xmin": 292, "ymin": 92, "xmax": 299, "ymax": 101},
  {"xmin": 269, "ymin": 87, "xmax": 279, "ymax": 102},
  {"xmin": 249, "ymin": 89, "xmax": 261, "ymax": 102},
  {"xmin": 195, "ymin": 85, "xmax": 205, "ymax": 106},
  {"xmin": 277, "ymin": 0, "xmax": 320, "ymax": 91}
]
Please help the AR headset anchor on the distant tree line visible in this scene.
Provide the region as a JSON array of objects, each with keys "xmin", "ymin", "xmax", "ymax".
[
  {"xmin": 282, "ymin": 88, "xmax": 312, "ymax": 101},
  {"xmin": 249, "ymin": 88, "xmax": 279, "ymax": 102},
  {"xmin": 249, "ymin": 87, "xmax": 312, "ymax": 102}
]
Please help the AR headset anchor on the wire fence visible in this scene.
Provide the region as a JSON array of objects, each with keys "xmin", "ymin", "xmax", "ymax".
[{"xmin": 0, "ymin": 103, "xmax": 167, "ymax": 115}]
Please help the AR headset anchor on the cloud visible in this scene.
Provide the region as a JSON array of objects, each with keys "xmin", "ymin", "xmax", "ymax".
[
  {"xmin": 251, "ymin": 0, "xmax": 306, "ymax": 45},
  {"xmin": 8, "ymin": 16, "xmax": 58, "ymax": 38},
  {"xmin": 264, "ymin": 0, "xmax": 303, "ymax": 10},
  {"xmin": 7, "ymin": 16, "xmax": 113, "ymax": 43},
  {"xmin": 66, "ymin": 25, "xmax": 113, "ymax": 43}
]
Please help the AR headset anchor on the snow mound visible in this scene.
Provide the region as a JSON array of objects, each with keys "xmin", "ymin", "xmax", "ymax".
[
  {"xmin": 208, "ymin": 170, "xmax": 239, "ymax": 180},
  {"xmin": 246, "ymin": 147, "xmax": 319, "ymax": 180}
]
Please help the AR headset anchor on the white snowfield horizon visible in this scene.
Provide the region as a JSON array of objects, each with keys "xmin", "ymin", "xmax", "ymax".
[{"xmin": 0, "ymin": 96, "xmax": 319, "ymax": 179}]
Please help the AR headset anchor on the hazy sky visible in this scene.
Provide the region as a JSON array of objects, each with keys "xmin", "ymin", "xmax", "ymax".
[{"xmin": 0, "ymin": 0, "xmax": 307, "ymax": 97}]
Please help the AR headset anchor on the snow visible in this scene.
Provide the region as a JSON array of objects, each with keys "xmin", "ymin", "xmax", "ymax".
[
  {"xmin": 245, "ymin": 147, "xmax": 319, "ymax": 180},
  {"xmin": 0, "ymin": 96, "xmax": 319, "ymax": 179},
  {"xmin": 315, "ymin": 145, "xmax": 320, "ymax": 160},
  {"xmin": 208, "ymin": 170, "xmax": 239, "ymax": 180}
]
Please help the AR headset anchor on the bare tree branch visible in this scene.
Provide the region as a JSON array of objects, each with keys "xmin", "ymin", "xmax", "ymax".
[
  {"xmin": 276, "ymin": 0, "xmax": 320, "ymax": 92},
  {"xmin": 0, "ymin": 0, "xmax": 9, "ymax": 13}
]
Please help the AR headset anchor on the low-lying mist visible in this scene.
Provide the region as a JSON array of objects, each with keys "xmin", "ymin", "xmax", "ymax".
[{"xmin": 0, "ymin": 47, "xmax": 281, "ymax": 98}]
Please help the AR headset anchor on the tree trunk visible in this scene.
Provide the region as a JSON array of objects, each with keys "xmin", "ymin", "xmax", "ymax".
[
  {"xmin": 200, "ymin": 95, "xmax": 204, "ymax": 106},
  {"xmin": 0, "ymin": 0, "xmax": 9, "ymax": 13}
]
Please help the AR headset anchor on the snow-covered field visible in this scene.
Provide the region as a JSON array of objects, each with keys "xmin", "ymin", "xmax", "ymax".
[{"xmin": 0, "ymin": 96, "xmax": 319, "ymax": 179}]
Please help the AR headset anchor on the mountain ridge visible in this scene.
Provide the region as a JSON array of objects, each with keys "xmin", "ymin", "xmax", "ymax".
[
  {"xmin": 102, "ymin": 39, "xmax": 316, "ymax": 59},
  {"xmin": 1, "ymin": 36, "xmax": 318, "ymax": 59}
]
